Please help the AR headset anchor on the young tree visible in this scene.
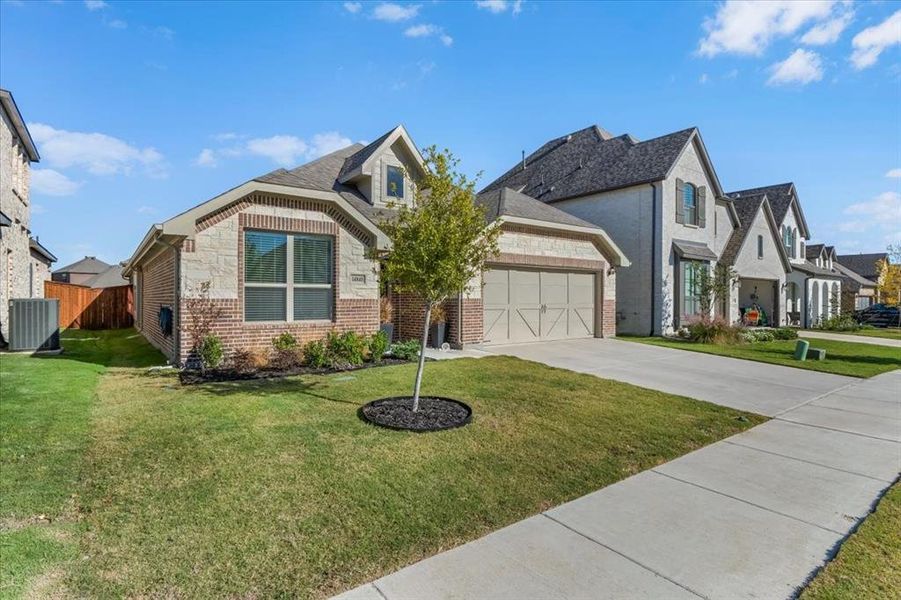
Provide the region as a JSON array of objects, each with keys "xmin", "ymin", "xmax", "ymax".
[
  {"xmin": 692, "ymin": 262, "xmax": 737, "ymax": 318},
  {"xmin": 379, "ymin": 147, "xmax": 500, "ymax": 411}
]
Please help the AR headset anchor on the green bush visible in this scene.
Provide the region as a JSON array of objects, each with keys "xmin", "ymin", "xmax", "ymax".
[
  {"xmin": 198, "ymin": 335, "xmax": 224, "ymax": 369},
  {"xmin": 270, "ymin": 348, "xmax": 302, "ymax": 371},
  {"xmin": 772, "ymin": 327, "xmax": 799, "ymax": 340},
  {"xmin": 817, "ymin": 314, "xmax": 860, "ymax": 332},
  {"xmin": 303, "ymin": 339, "xmax": 328, "ymax": 369},
  {"xmin": 272, "ymin": 332, "xmax": 298, "ymax": 351},
  {"xmin": 680, "ymin": 317, "xmax": 744, "ymax": 345},
  {"xmin": 369, "ymin": 331, "xmax": 389, "ymax": 363},
  {"xmin": 751, "ymin": 330, "xmax": 775, "ymax": 342},
  {"xmin": 326, "ymin": 330, "xmax": 366, "ymax": 369},
  {"xmin": 390, "ymin": 339, "xmax": 421, "ymax": 361}
]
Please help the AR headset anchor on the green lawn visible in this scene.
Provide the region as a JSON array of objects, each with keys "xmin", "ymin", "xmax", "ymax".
[
  {"xmin": 624, "ymin": 336, "xmax": 901, "ymax": 378},
  {"xmin": 802, "ymin": 482, "xmax": 900, "ymax": 599},
  {"xmin": 0, "ymin": 329, "xmax": 763, "ymax": 598},
  {"xmin": 805, "ymin": 328, "xmax": 901, "ymax": 341}
]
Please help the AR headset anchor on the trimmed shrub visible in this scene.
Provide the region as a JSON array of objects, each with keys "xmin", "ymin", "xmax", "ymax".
[
  {"xmin": 272, "ymin": 332, "xmax": 298, "ymax": 351},
  {"xmin": 772, "ymin": 327, "xmax": 799, "ymax": 340},
  {"xmin": 326, "ymin": 330, "xmax": 366, "ymax": 369},
  {"xmin": 369, "ymin": 330, "xmax": 389, "ymax": 363},
  {"xmin": 817, "ymin": 314, "xmax": 860, "ymax": 332},
  {"xmin": 229, "ymin": 348, "xmax": 258, "ymax": 374},
  {"xmin": 751, "ymin": 330, "xmax": 775, "ymax": 343},
  {"xmin": 199, "ymin": 335, "xmax": 224, "ymax": 369},
  {"xmin": 303, "ymin": 339, "xmax": 328, "ymax": 369},
  {"xmin": 270, "ymin": 348, "xmax": 302, "ymax": 371},
  {"xmin": 390, "ymin": 339, "xmax": 421, "ymax": 361},
  {"xmin": 682, "ymin": 317, "xmax": 745, "ymax": 345}
]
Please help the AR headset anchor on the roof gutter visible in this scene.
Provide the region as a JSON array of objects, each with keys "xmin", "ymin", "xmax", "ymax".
[{"xmin": 122, "ymin": 224, "xmax": 164, "ymax": 277}]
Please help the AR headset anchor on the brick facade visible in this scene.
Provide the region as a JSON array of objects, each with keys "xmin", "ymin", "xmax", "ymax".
[{"xmin": 137, "ymin": 247, "xmax": 177, "ymax": 360}]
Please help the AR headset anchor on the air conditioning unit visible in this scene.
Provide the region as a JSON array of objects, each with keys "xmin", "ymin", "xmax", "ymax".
[{"xmin": 8, "ymin": 298, "xmax": 60, "ymax": 352}]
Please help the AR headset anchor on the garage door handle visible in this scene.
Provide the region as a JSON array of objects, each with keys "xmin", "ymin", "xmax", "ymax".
[{"xmin": 540, "ymin": 304, "xmax": 546, "ymax": 313}]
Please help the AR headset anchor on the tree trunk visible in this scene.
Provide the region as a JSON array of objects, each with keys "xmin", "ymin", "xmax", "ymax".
[{"xmin": 412, "ymin": 302, "xmax": 432, "ymax": 412}]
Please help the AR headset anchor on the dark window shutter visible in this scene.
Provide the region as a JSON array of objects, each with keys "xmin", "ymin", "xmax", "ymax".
[
  {"xmin": 675, "ymin": 178, "xmax": 684, "ymax": 224},
  {"xmin": 698, "ymin": 186, "xmax": 707, "ymax": 227}
]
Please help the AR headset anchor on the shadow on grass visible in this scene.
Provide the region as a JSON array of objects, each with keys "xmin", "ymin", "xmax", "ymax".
[
  {"xmin": 33, "ymin": 328, "xmax": 167, "ymax": 369},
  {"xmin": 198, "ymin": 376, "xmax": 363, "ymax": 407}
]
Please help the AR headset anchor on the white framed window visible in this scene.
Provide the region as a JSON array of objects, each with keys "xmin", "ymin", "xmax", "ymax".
[
  {"xmin": 244, "ymin": 230, "xmax": 334, "ymax": 322},
  {"xmin": 386, "ymin": 165, "xmax": 404, "ymax": 199}
]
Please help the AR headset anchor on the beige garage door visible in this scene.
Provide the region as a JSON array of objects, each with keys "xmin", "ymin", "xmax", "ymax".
[{"xmin": 483, "ymin": 268, "xmax": 596, "ymax": 345}]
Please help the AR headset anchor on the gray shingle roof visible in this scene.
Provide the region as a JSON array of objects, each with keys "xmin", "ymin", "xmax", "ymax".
[
  {"xmin": 84, "ymin": 264, "xmax": 130, "ymax": 288},
  {"xmin": 806, "ymin": 243, "xmax": 824, "ymax": 260},
  {"xmin": 337, "ymin": 129, "xmax": 395, "ymax": 180},
  {"xmin": 719, "ymin": 193, "xmax": 766, "ymax": 266},
  {"xmin": 836, "ymin": 252, "xmax": 887, "ymax": 282},
  {"xmin": 54, "ymin": 256, "xmax": 110, "ymax": 274},
  {"xmin": 728, "ymin": 183, "xmax": 795, "ymax": 225},
  {"xmin": 482, "ymin": 126, "xmax": 698, "ymax": 203},
  {"xmin": 793, "ymin": 260, "xmax": 843, "ymax": 279},
  {"xmin": 834, "ymin": 261, "xmax": 877, "ymax": 292},
  {"xmin": 29, "ymin": 238, "xmax": 57, "ymax": 263},
  {"xmin": 475, "ymin": 187, "xmax": 601, "ymax": 229}
]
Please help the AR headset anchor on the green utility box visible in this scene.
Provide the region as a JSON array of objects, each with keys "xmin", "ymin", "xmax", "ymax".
[
  {"xmin": 794, "ymin": 340, "xmax": 809, "ymax": 361},
  {"xmin": 807, "ymin": 348, "xmax": 827, "ymax": 361}
]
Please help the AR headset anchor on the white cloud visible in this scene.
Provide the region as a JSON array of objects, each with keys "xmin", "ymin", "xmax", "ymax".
[
  {"xmin": 851, "ymin": 10, "xmax": 901, "ymax": 70},
  {"xmin": 699, "ymin": 0, "xmax": 835, "ymax": 57},
  {"xmin": 29, "ymin": 123, "xmax": 165, "ymax": 177},
  {"xmin": 404, "ymin": 23, "xmax": 453, "ymax": 46},
  {"xmin": 31, "ymin": 204, "xmax": 47, "ymax": 215},
  {"xmin": 845, "ymin": 191, "xmax": 901, "ymax": 224},
  {"xmin": 106, "ymin": 18, "xmax": 127, "ymax": 29},
  {"xmin": 837, "ymin": 220, "xmax": 867, "ymax": 233},
  {"xmin": 212, "ymin": 132, "xmax": 240, "ymax": 142},
  {"xmin": 800, "ymin": 11, "xmax": 853, "ymax": 45},
  {"xmin": 886, "ymin": 168, "xmax": 901, "ymax": 178},
  {"xmin": 475, "ymin": 0, "xmax": 522, "ymax": 14},
  {"xmin": 725, "ymin": 68, "xmax": 739, "ymax": 79},
  {"xmin": 31, "ymin": 169, "xmax": 81, "ymax": 196},
  {"xmin": 152, "ymin": 26, "xmax": 175, "ymax": 40},
  {"xmin": 373, "ymin": 3, "xmax": 420, "ymax": 22},
  {"xmin": 767, "ymin": 48, "xmax": 824, "ymax": 85},
  {"xmin": 308, "ymin": 132, "xmax": 352, "ymax": 159},
  {"xmin": 195, "ymin": 148, "xmax": 217, "ymax": 167},
  {"xmin": 84, "ymin": 0, "xmax": 107, "ymax": 10},
  {"xmin": 246, "ymin": 135, "xmax": 308, "ymax": 166},
  {"xmin": 699, "ymin": 73, "xmax": 709, "ymax": 84},
  {"xmin": 344, "ymin": 1, "xmax": 362, "ymax": 13}
]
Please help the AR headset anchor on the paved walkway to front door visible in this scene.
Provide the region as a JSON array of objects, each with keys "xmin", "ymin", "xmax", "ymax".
[{"xmin": 335, "ymin": 341, "xmax": 900, "ymax": 600}]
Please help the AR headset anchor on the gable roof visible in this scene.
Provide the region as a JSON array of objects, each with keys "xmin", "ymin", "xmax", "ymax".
[
  {"xmin": 336, "ymin": 125, "xmax": 426, "ymax": 183},
  {"xmin": 834, "ymin": 261, "xmax": 877, "ymax": 293},
  {"xmin": 836, "ymin": 252, "xmax": 887, "ymax": 282},
  {"xmin": 0, "ymin": 89, "xmax": 40, "ymax": 162},
  {"xmin": 84, "ymin": 264, "xmax": 129, "ymax": 288},
  {"xmin": 476, "ymin": 187, "xmax": 628, "ymax": 266},
  {"xmin": 482, "ymin": 125, "xmax": 725, "ymax": 203},
  {"xmin": 727, "ymin": 182, "xmax": 811, "ymax": 239},
  {"xmin": 806, "ymin": 243, "xmax": 825, "ymax": 260},
  {"xmin": 719, "ymin": 193, "xmax": 791, "ymax": 272},
  {"xmin": 54, "ymin": 256, "xmax": 110, "ymax": 274},
  {"xmin": 29, "ymin": 238, "xmax": 57, "ymax": 263}
]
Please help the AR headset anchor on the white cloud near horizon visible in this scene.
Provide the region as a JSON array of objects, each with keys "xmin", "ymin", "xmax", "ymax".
[
  {"xmin": 373, "ymin": 3, "xmax": 420, "ymax": 22},
  {"xmin": 699, "ymin": 0, "xmax": 836, "ymax": 57},
  {"xmin": 800, "ymin": 10, "xmax": 853, "ymax": 45},
  {"xmin": 84, "ymin": 0, "xmax": 107, "ymax": 10},
  {"xmin": 475, "ymin": 0, "xmax": 522, "ymax": 15},
  {"xmin": 851, "ymin": 10, "xmax": 901, "ymax": 70},
  {"xmin": 840, "ymin": 191, "xmax": 901, "ymax": 239},
  {"xmin": 31, "ymin": 169, "xmax": 82, "ymax": 196},
  {"xmin": 29, "ymin": 123, "xmax": 166, "ymax": 177},
  {"xmin": 886, "ymin": 168, "xmax": 901, "ymax": 178},
  {"xmin": 767, "ymin": 48, "xmax": 824, "ymax": 85},
  {"xmin": 195, "ymin": 148, "xmax": 217, "ymax": 167},
  {"xmin": 343, "ymin": 2, "xmax": 362, "ymax": 14}
]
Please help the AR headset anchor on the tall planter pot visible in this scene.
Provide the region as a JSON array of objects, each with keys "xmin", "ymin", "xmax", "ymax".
[
  {"xmin": 428, "ymin": 322, "xmax": 446, "ymax": 349},
  {"xmin": 380, "ymin": 323, "xmax": 394, "ymax": 342}
]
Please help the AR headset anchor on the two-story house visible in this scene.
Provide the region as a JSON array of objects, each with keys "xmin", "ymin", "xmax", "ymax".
[
  {"xmin": 482, "ymin": 125, "xmax": 745, "ymax": 335},
  {"xmin": 0, "ymin": 88, "xmax": 56, "ymax": 346}
]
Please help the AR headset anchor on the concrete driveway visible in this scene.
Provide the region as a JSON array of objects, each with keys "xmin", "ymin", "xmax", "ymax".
[
  {"xmin": 487, "ymin": 337, "xmax": 857, "ymax": 416},
  {"xmin": 336, "ymin": 342, "xmax": 900, "ymax": 600}
]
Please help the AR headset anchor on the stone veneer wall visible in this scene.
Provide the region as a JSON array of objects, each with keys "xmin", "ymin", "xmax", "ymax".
[{"xmin": 175, "ymin": 194, "xmax": 379, "ymax": 364}]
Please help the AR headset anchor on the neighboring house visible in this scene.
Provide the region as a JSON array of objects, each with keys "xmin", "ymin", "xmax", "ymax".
[
  {"xmin": 795, "ymin": 243, "xmax": 844, "ymax": 325},
  {"xmin": 52, "ymin": 256, "xmax": 113, "ymax": 285},
  {"xmin": 836, "ymin": 252, "xmax": 887, "ymax": 308},
  {"xmin": 124, "ymin": 125, "xmax": 627, "ymax": 365},
  {"xmin": 482, "ymin": 125, "xmax": 740, "ymax": 335},
  {"xmin": 0, "ymin": 88, "xmax": 55, "ymax": 345},
  {"xmin": 82, "ymin": 262, "xmax": 130, "ymax": 289},
  {"xmin": 718, "ymin": 193, "xmax": 791, "ymax": 327},
  {"xmin": 727, "ymin": 183, "xmax": 841, "ymax": 328}
]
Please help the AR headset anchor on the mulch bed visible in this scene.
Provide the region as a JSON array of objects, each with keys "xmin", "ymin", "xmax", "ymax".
[
  {"xmin": 360, "ymin": 396, "xmax": 472, "ymax": 432},
  {"xmin": 179, "ymin": 358, "xmax": 412, "ymax": 385}
]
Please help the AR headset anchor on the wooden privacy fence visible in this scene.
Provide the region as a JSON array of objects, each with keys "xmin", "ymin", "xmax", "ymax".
[{"xmin": 44, "ymin": 281, "xmax": 134, "ymax": 329}]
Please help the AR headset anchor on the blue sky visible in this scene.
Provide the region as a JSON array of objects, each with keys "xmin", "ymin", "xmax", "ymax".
[{"xmin": 1, "ymin": 0, "xmax": 899, "ymax": 267}]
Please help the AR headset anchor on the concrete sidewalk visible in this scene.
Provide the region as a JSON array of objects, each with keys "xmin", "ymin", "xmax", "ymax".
[
  {"xmin": 335, "ymin": 368, "xmax": 900, "ymax": 600},
  {"xmin": 800, "ymin": 329, "xmax": 901, "ymax": 348}
]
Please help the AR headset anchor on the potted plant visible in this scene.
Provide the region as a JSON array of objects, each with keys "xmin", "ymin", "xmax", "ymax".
[
  {"xmin": 428, "ymin": 304, "xmax": 447, "ymax": 349},
  {"xmin": 379, "ymin": 296, "xmax": 394, "ymax": 341}
]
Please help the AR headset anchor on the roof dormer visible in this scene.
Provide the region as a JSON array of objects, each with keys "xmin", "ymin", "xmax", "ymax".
[{"xmin": 337, "ymin": 125, "xmax": 426, "ymax": 207}]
